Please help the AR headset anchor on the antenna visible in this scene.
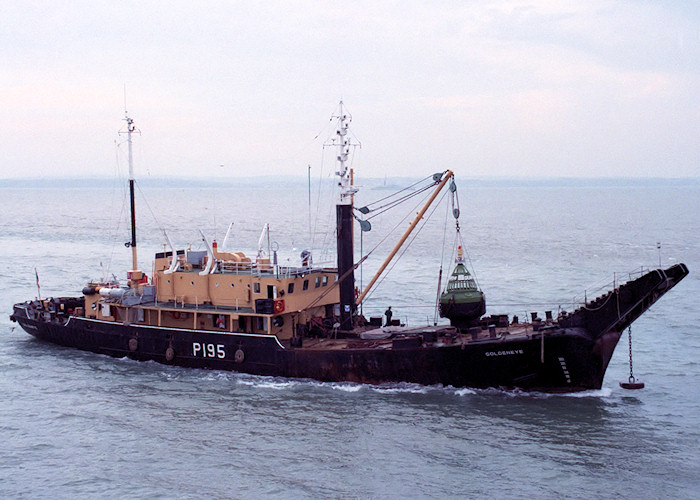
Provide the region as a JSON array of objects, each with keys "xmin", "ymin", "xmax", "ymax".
[
  {"xmin": 327, "ymin": 100, "xmax": 359, "ymax": 205},
  {"xmin": 119, "ymin": 104, "xmax": 141, "ymax": 275},
  {"xmin": 308, "ymin": 164, "xmax": 312, "ymax": 240},
  {"xmin": 222, "ymin": 222, "xmax": 234, "ymax": 250},
  {"xmin": 330, "ymin": 100, "xmax": 359, "ymax": 330}
]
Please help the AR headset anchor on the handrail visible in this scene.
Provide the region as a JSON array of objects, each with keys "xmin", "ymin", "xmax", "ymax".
[{"xmin": 570, "ymin": 266, "xmax": 650, "ymax": 307}]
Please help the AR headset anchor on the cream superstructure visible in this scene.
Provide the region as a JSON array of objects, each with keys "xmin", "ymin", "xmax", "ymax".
[{"xmin": 83, "ymin": 243, "xmax": 339, "ymax": 340}]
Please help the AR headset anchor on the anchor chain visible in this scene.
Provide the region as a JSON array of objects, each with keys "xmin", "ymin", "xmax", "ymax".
[
  {"xmin": 627, "ymin": 326, "xmax": 634, "ymax": 380},
  {"xmin": 620, "ymin": 325, "xmax": 644, "ymax": 389}
]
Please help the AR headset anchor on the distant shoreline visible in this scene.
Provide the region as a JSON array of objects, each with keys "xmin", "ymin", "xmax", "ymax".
[{"xmin": 1, "ymin": 175, "xmax": 698, "ymax": 189}]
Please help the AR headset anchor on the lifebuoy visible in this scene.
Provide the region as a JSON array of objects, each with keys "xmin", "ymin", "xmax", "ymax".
[
  {"xmin": 273, "ymin": 299, "xmax": 285, "ymax": 314},
  {"xmin": 173, "ymin": 311, "xmax": 181, "ymax": 320},
  {"xmin": 165, "ymin": 346, "xmax": 175, "ymax": 361}
]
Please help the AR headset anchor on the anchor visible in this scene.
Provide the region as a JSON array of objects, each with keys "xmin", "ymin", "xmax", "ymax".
[{"xmin": 620, "ymin": 326, "xmax": 645, "ymax": 390}]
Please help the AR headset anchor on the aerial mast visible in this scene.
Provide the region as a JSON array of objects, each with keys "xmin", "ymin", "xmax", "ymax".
[
  {"xmin": 333, "ymin": 101, "xmax": 358, "ymax": 330},
  {"xmin": 120, "ymin": 111, "xmax": 140, "ymax": 279}
]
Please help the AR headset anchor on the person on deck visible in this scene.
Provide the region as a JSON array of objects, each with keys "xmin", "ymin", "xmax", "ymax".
[{"xmin": 384, "ymin": 306, "xmax": 393, "ymax": 327}]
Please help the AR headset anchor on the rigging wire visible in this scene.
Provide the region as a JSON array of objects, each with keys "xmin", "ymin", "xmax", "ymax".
[
  {"xmin": 366, "ymin": 188, "xmax": 449, "ymax": 302},
  {"xmin": 463, "ymin": 239, "xmax": 481, "ymax": 290},
  {"xmin": 361, "ymin": 174, "xmax": 434, "ymax": 209},
  {"xmin": 311, "ymin": 144, "xmax": 341, "ymax": 261},
  {"xmin": 310, "ymin": 104, "xmax": 361, "ymax": 264},
  {"xmin": 359, "ymin": 186, "xmax": 432, "ymax": 263},
  {"xmin": 104, "ymin": 140, "xmax": 130, "ymax": 280},
  {"xmin": 135, "ymin": 181, "xmax": 166, "ymax": 236},
  {"xmin": 353, "ymin": 174, "xmax": 450, "ymax": 264},
  {"xmin": 310, "ymin": 145, "xmax": 326, "ymax": 251},
  {"xmin": 319, "ymin": 168, "xmax": 340, "ymax": 262},
  {"xmin": 439, "ymin": 193, "xmax": 451, "ymax": 269},
  {"xmin": 362, "ymin": 187, "xmax": 450, "ymax": 303},
  {"xmin": 364, "ymin": 182, "xmax": 438, "ymax": 220},
  {"xmin": 448, "ymin": 180, "xmax": 481, "ymax": 290},
  {"xmin": 106, "ymin": 130, "xmax": 176, "ymax": 281},
  {"xmin": 447, "ymin": 227, "xmax": 480, "ymax": 290},
  {"xmin": 314, "ymin": 128, "xmax": 334, "ymax": 251},
  {"xmin": 357, "ymin": 174, "xmax": 440, "ymax": 220},
  {"xmin": 434, "ymin": 196, "xmax": 452, "ymax": 324}
]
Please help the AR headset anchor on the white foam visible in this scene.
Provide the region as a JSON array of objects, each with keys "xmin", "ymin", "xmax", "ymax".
[
  {"xmin": 562, "ymin": 387, "xmax": 613, "ymax": 398},
  {"xmin": 480, "ymin": 386, "xmax": 614, "ymax": 399},
  {"xmin": 453, "ymin": 388, "xmax": 477, "ymax": 396},
  {"xmin": 326, "ymin": 383, "xmax": 364, "ymax": 393},
  {"xmin": 237, "ymin": 378, "xmax": 297, "ymax": 390},
  {"xmin": 372, "ymin": 382, "xmax": 432, "ymax": 394}
]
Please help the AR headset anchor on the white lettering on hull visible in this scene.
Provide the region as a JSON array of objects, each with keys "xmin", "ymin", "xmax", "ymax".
[
  {"xmin": 485, "ymin": 349, "xmax": 524, "ymax": 357},
  {"xmin": 192, "ymin": 342, "xmax": 226, "ymax": 358}
]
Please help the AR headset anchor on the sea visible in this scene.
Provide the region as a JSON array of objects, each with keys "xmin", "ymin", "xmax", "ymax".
[{"xmin": 1, "ymin": 177, "xmax": 698, "ymax": 499}]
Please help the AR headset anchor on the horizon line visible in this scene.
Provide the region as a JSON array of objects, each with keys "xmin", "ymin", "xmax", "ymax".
[{"xmin": 1, "ymin": 173, "xmax": 699, "ymax": 182}]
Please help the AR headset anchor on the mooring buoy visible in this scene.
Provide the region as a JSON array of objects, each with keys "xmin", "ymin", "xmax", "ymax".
[{"xmin": 620, "ymin": 375, "xmax": 645, "ymax": 390}]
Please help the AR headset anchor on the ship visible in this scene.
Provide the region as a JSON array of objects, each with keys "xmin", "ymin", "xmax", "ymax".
[{"xmin": 10, "ymin": 103, "xmax": 689, "ymax": 392}]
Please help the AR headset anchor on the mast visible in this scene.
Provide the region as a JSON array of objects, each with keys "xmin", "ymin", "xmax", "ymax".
[
  {"xmin": 333, "ymin": 101, "xmax": 358, "ymax": 330},
  {"xmin": 121, "ymin": 111, "xmax": 139, "ymax": 273}
]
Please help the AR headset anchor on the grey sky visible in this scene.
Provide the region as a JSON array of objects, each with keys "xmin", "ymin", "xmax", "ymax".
[{"xmin": 2, "ymin": 1, "xmax": 698, "ymax": 179}]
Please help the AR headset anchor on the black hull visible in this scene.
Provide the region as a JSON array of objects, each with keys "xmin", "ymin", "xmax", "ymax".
[
  {"xmin": 12, "ymin": 309, "xmax": 619, "ymax": 391},
  {"xmin": 10, "ymin": 264, "xmax": 688, "ymax": 392}
]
